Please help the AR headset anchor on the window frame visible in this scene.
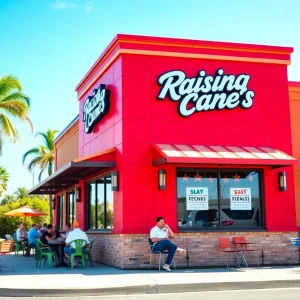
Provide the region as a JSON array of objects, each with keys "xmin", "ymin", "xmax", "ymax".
[
  {"xmin": 86, "ymin": 174, "xmax": 113, "ymax": 232},
  {"xmin": 66, "ymin": 190, "xmax": 75, "ymax": 226},
  {"xmin": 176, "ymin": 167, "xmax": 265, "ymax": 232},
  {"xmin": 56, "ymin": 194, "xmax": 64, "ymax": 229}
]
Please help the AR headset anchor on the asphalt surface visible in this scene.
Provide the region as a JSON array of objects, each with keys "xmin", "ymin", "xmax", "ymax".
[{"xmin": 1, "ymin": 288, "xmax": 300, "ymax": 299}]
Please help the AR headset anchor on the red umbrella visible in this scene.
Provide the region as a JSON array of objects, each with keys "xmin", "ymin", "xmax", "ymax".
[{"xmin": 3, "ymin": 205, "xmax": 47, "ymax": 223}]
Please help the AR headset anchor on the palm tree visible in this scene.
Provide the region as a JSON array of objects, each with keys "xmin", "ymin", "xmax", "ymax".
[
  {"xmin": 0, "ymin": 75, "xmax": 33, "ymax": 154},
  {"xmin": 22, "ymin": 129, "xmax": 59, "ymax": 222},
  {"xmin": 14, "ymin": 187, "xmax": 29, "ymax": 200},
  {"xmin": 0, "ymin": 194, "xmax": 15, "ymax": 205},
  {"xmin": 0, "ymin": 166, "xmax": 9, "ymax": 197},
  {"xmin": 22, "ymin": 129, "xmax": 59, "ymax": 182}
]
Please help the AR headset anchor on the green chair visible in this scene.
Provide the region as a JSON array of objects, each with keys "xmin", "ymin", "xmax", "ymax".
[
  {"xmin": 85, "ymin": 238, "xmax": 96, "ymax": 267},
  {"xmin": 69, "ymin": 239, "xmax": 87, "ymax": 269},
  {"xmin": 12, "ymin": 236, "xmax": 26, "ymax": 256},
  {"xmin": 34, "ymin": 239, "xmax": 57, "ymax": 268}
]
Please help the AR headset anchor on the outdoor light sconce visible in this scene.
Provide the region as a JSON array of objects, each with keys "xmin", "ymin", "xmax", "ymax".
[
  {"xmin": 52, "ymin": 197, "xmax": 56, "ymax": 210},
  {"xmin": 75, "ymin": 187, "xmax": 81, "ymax": 202},
  {"xmin": 158, "ymin": 169, "xmax": 166, "ymax": 190},
  {"xmin": 278, "ymin": 172, "xmax": 287, "ymax": 192},
  {"xmin": 112, "ymin": 171, "xmax": 119, "ymax": 191}
]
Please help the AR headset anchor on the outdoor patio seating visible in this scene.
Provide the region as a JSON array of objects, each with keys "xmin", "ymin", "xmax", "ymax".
[
  {"xmin": 148, "ymin": 238, "xmax": 176, "ymax": 271},
  {"xmin": 85, "ymin": 238, "xmax": 96, "ymax": 267},
  {"xmin": 218, "ymin": 237, "xmax": 241, "ymax": 269},
  {"xmin": 232, "ymin": 236, "xmax": 259, "ymax": 267},
  {"xmin": 69, "ymin": 239, "xmax": 87, "ymax": 269},
  {"xmin": 0, "ymin": 240, "xmax": 14, "ymax": 273},
  {"xmin": 12, "ymin": 235, "xmax": 26, "ymax": 257},
  {"xmin": 35, "ymin": 239, "xmax": 57, "ymax": 268}
]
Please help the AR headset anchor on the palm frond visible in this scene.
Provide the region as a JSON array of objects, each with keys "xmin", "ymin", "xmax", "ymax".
[
  {"xmin": 0, "ymin": 92, "xmax": 30, "ymax": 107},
  {"xmin": 0, "ymin": 99, "xmax": 28, "ymax": 118},
  {"xmin": 27, "ymin": 156, "xmax": 45, "ymax": 173},
  {"xmin": 22, "ymin": 147, "xmax": 40, "ymax": 164},
  {"xmin": 35, "ymin": 129, "xmax": 59, "ymax": 151},
  {"xmin": 38, "ymin": 169, "xmax": 45, "ymax": 183},
  {"xmin": 0, "ymin": 76, "xmax": 22, "ymax": 97},
  {"xmin": 0, "ymin": 114, "xmax": 19, "ymax": 142}
]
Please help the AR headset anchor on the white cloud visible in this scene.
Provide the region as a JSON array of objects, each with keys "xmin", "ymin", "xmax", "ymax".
[
  {"xmin": 52, "ymin": 1, "xmax": 77, "ymax": 10},
  {"xmin": 85, "ymin": 1, "xmax": 94, "ymax": 13}
]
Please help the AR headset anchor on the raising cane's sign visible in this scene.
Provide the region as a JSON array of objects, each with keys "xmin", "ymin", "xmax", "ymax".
[
  {"xmin": 82, "ymin": 84, "xmax": 110, "ymax": 134},
  {"xmin": 156, "ymin": 69, "xmax": 254, "ymax": 117}
]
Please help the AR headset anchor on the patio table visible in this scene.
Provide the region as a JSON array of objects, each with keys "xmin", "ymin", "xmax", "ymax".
[{"xmin": 48, "ymin": 240, "xmax": 67, "ymax": 267}]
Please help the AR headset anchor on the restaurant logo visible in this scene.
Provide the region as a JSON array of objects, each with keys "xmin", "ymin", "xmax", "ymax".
[
  {"xmin": 83, "ymin": 84, "xmax": 110, "ymax": 134},
  {"xmin": 156, "ymin": 69, "xmax": 254, "ymax": 117}
]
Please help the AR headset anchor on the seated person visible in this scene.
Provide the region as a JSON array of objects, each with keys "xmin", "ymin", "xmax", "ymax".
[
  {"xmin": 27, "ymin": 223, "xmax": 40, "ymax": 255},
  {"xmin": 40, "ymin": 224, "xmax": 56, "ymax": 253},
  {"xmin": 51, "ymin": 225, "xmax": 61, "ymax": 239},
  {"xmin": 16, "ymin": 222, "xmax": 28, "ymax": 245},
  {"xmin": 63, "ymin": 223, "xmax": 72, "ymax": 239},
  {"xmin": 64, "ymin": 220, "xmax": 90, "ymax": 266},
  {"xmin": 38, "ymin": 223, "xmax": 47, "ymax": 235},
  {"xmin": 150, "ymin": 216, "xmax": 186, "ymax": 272}
]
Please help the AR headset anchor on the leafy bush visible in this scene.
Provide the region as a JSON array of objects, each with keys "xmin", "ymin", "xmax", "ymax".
[{"xmin": 0, "ymin": 196, "xmax": 50, "ymax": 238}]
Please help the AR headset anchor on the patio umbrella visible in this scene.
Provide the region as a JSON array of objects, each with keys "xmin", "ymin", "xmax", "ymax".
[{"xmin": 3, "ymin": 205, "xmax": 47, "ymax": 223}]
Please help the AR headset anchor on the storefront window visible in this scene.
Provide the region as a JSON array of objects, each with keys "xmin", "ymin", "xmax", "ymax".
[
  {"xmin": 177, "ymin": 169, "xmax": 263, "ymax": 230},
  {"xmin": 56, "ymin": 195, "xmax": 64, "ymax": 229},
  {"xmin": 87, "ymin": 174, "xmax": 114, "ymax": 230},
  {"xmin": 66, "ymin": 190, "xmax": 75, "ymax": 225}
]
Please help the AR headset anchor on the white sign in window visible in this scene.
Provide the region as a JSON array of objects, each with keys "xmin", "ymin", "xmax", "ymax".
[
  {"xmin": 186, "ymin": 187, "xmax": 208, "ymax": 210},
  {"xmin": 230, "ymin": 188, "xmax": 252, "ymax": 210}
]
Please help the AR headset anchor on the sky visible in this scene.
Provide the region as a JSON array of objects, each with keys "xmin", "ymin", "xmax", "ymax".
[{"xmin": 0, "ymin": 0, "xmax": 300, "ymax": 196}]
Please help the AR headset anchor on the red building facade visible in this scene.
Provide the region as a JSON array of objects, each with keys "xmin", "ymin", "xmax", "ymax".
[{"xmin": 30, "ymin": 34, "xmax": 300, "ymax": 268}]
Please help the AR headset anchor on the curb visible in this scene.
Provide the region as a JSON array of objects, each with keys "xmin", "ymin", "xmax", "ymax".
[{"xmin": 1, "ymin": 280, "xmax": 300, "ymax": 297}]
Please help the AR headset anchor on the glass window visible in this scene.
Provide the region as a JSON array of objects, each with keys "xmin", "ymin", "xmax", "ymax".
[
  {"xmin": 219, "ymin": 170, "xmax": 262, "ymax": 228},
  {"xmin": 177, "ymin": 169, "xmax": 263, "ymax": 230},
  {"xmin": 56, "ymin": 195, "xmax": 64, "ymax": 229},
  {"xmin": 66, "ymin": 191, "xmax": 75, "ymax": 225},
  {"xmin": 87, "ymin": 174, "xmax": 114, "ymax": 230},
  {"xmin": 106, "ymin": 177, "xmax": 114, "ymax": 229},
  {"xmin": 89, "ymin": 183, "xmax": 96, "ymax": 229}
]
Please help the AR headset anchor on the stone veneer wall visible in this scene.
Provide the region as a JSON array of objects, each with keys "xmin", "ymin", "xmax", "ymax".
[{"xmin": 87, "ymin": 232, "xmax": 299, "ymax": 269}]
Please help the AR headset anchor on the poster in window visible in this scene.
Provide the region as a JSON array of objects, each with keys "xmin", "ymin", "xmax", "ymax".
[
  {"xmin": 230, "ymin": 188, "xmax": 252, "ymax": 210},
  {"xmin": 186, "ymin": 187, "xmax": 208, "ymax": 210}
]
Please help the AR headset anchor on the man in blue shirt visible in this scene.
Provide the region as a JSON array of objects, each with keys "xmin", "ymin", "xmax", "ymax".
[{"xmin": 27, "ymin": 223, "xmax": 40, "ymax": 255}]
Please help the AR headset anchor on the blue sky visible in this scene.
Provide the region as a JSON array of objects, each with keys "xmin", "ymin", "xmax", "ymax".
[{"xmin": 0, "ymin": 0, "xmax": 300, "ymax": 195}]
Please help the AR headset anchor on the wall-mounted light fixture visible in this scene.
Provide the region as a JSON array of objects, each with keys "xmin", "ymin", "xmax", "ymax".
[
  {"xmin": 158, "ymin": 169, "xmax": 166, "ymax": 190},
  {"xmin": 278, "ymin": 172, "xmax": 287, "ymax": 192},
  {"xmin": 52, "ymin": 197, "xmax": 56, "ymax": 210},
  {"xmin": 75, "ymin": 187, "xmax": 81, "ymax": 202},
  {"xmin": 112, "ymin": 171, "xmax": 119, "ymax": 191}
]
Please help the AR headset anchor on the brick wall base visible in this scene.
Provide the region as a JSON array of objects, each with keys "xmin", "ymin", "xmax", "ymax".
[{"xmin": 87, "ymin": 232, "xmax": 299, "ymax": 269}]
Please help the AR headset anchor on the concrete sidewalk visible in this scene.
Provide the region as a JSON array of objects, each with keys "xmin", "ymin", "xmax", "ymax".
[{"xmin": 1, "ymin": 254, "xmax": 300, "ymax": 297}]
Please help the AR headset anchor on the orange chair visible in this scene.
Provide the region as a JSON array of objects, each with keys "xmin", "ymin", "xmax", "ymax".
[
  {"xmin": 232, "ymin": 236, "xmax": 259, "ymax": 267},
  {"xmin": 218, "ymin": 237, "xmax": 241, "ymax": 268}
]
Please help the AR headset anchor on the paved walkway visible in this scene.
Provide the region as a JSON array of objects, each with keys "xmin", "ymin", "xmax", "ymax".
[{"xmin": 1, "ymin": 254, "xmax": 300, "ymax": 297}]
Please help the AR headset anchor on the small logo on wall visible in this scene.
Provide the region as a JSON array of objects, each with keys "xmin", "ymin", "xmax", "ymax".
[
  {"xmin": 83, "ymin": 84, "xmax": 110, "ymax": 134},
  {"xmin": 156, "ymin": 69, "xmax": 254, "ymax": 117}
]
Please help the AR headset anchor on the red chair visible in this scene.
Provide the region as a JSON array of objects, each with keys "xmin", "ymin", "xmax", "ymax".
[
  {"xmin": 218, "ymin": 237, "xmax": 241, "ymax": 268},
  {"xmin": 233, "ymin": 236, "xmax": 259, "ymax": 267}
]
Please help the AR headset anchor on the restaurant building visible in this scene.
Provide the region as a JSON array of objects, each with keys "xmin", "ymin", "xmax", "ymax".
[{"xmin": 29, "ymin": 34, "xmax": 300, "ymax": 268}]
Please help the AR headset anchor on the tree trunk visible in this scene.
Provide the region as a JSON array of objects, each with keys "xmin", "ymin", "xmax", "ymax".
[{"xmin": 49, "ymin": 194, "xmax": 53, "ymax": 223}]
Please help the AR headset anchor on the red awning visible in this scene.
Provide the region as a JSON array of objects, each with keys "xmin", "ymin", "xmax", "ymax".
[{"xmin": 152, "ymin": 144, "xmax": 298, "ymax": 168}]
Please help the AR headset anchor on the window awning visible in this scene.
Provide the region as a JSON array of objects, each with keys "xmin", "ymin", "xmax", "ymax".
[
  {"xmin": 28, "ymin": 148, "xmax": 116, "ymax": 195},
  {"xmin": 152, "ymin": 144, "xmax": 298, "ymax": 168}
]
